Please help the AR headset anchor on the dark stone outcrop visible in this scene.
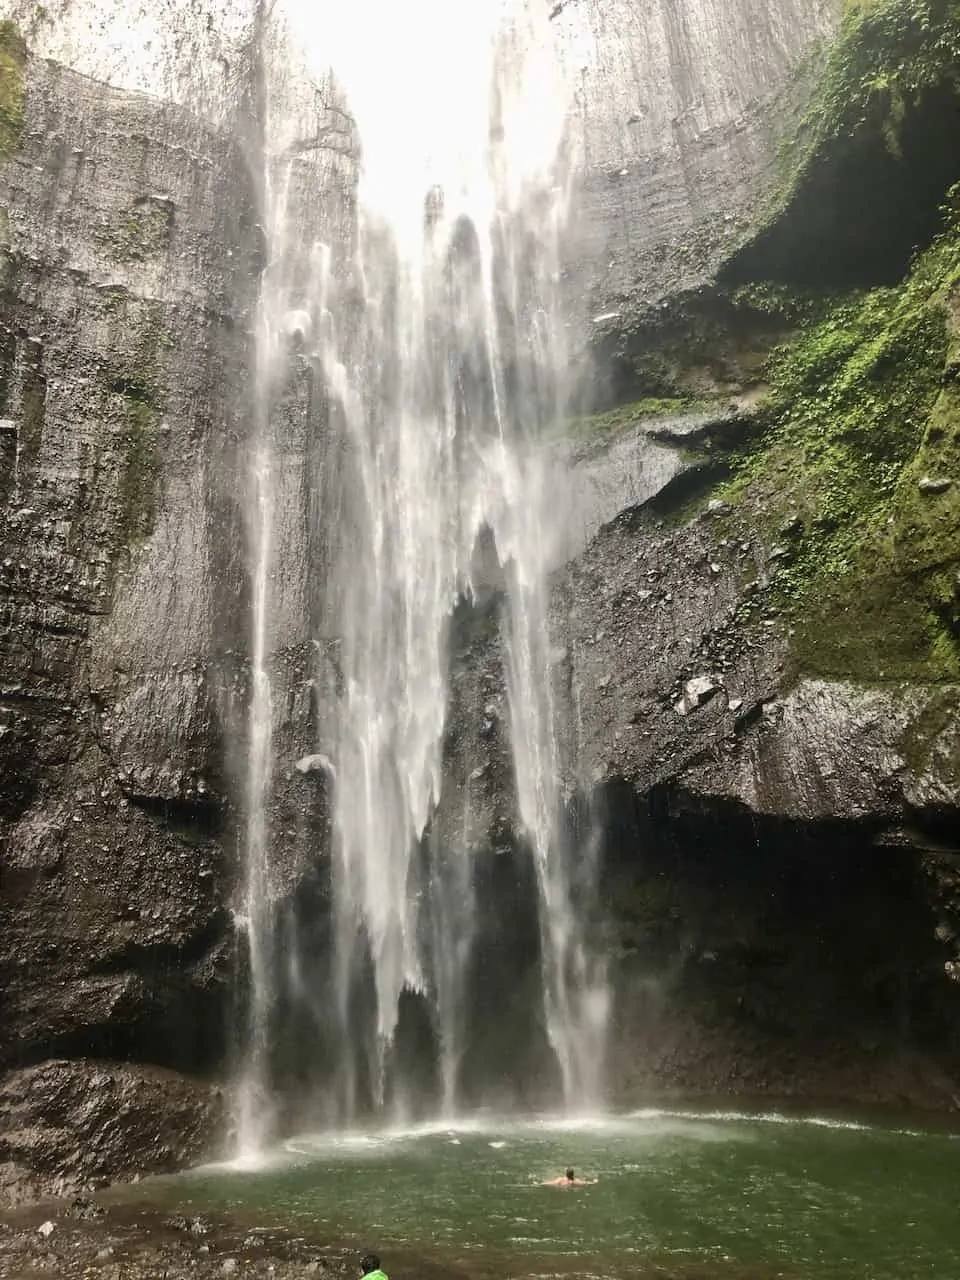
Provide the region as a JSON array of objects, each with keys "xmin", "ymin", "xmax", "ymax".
[
  {"xmin": 0, "ymin": 1060, "xmax": 225, "ymax": 1206},
  {"xmin": 528, "ymin": 0, "xmax": 960, "ymax": 1110},
  {"xmin": 0, "ymin": 34, "xmax": 354, "ymax": 1199},
  {"xmin": 440, "ymin": 410, "xmax": 960, "ymax": 1110}
]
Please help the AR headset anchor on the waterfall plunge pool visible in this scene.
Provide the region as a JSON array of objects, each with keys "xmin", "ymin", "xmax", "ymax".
[{"xmin": 118, "ymin": 1108, "xmax": 960, "ymax": 1279}]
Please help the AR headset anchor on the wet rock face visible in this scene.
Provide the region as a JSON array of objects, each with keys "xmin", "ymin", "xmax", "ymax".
[
  {"xmin": 444, "ymin": 411, "xmax": 960, "ymax": 1106},
  {"xmin": 566, "ymin": 0, "xmax": 839, "ymax": 315},
  {"xmin": 551, "ymin": 427, "xmax": 960, "ymax": 1102},
  {"xmin": 0, "ymin": 61, "xmax": 257, "ymax": 1108},
  {"xmin": 595, "ymin": 786, "xmax": 960, "ymax": 1109},
  {"xmin": 0, "ymin": 1060, "xmax": 225, "ymax": 1206},
  {"xmin": 558, "ymin": 469, "xmax": 960, "ymax": 835},
  {"xmin": 0, "ymin": 0, "xmax": 950, "ymax": 1196},
  {"xmin": 0, "ymin": 33, "xmax": 359, "ymax": 1194}
]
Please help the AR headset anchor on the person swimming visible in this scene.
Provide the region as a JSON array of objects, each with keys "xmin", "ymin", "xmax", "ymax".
[{"xmin": 543, "ymin": 1167, "xmax": 596, "ymax": 1187}]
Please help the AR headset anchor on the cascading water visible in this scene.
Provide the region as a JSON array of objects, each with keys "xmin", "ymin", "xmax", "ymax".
[
  {"xmin": 277, "ymin": 0, "xmax": 609, "ymax": 1122},
  {"xmin": 235, "ymin": 9, "xmax": 283, "ymax": 1154}
]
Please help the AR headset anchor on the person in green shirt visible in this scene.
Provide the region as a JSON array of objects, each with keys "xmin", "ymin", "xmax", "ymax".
[{"xmin": 360, "ymin": 1252, "xmax": 388, "ymax": 1280}]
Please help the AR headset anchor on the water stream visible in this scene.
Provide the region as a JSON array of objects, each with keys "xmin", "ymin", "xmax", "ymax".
[{"xmin": 270, "ymin": 0, "xmax": 608, "ymax": 1127}]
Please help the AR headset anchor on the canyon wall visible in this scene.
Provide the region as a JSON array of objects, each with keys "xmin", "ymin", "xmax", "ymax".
[{"xmin": 7, "ymin": 0, "xmax": 960, "ymax": 1200}]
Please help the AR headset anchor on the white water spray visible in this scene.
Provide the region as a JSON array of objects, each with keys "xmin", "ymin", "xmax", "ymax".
[{"xmin": 281, "ymin": 0, "xmax": 609, "ymax": 1116}]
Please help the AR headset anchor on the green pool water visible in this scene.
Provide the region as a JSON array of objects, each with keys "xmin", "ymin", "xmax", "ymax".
[{"xmin": 142, "ymin": 1109, "xmax": 960, "ymax": 1279}]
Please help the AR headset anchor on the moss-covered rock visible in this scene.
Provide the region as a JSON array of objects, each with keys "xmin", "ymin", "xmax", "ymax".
[
  {"xmin": 710, "ymin": 206, "xmax": 960, "ymax": 680},
  {"xmin": 592, "ymin": 0, "xmax": 960, "ymax": 684},
  {"xmin": 724, "ymin": 0, "xmax": 960, "ymax": 288},
  {"xmin": 563, "ymin": 395, "xmax": 725, "ymax": 442},
  {"xmin": 594, "ymin": 288, "xmax": 795, "ymax": 410},
  {"xmin": 102, "ymin": 304, "xmax": 173, "ymax": 552},
  {"xmin": 116, "ymin": 390, "xmax": 161, "ymax": 547},
  {"xmin": 115, "ymin": 197, "xmax": 175, "ymax": 263},
  {"xmin": 0, "ymin": 20, "xmax": 25, "ymax": 162}
]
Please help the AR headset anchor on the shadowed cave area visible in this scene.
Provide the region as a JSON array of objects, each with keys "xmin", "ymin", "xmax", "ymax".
[
  {"xmin": 724, "ymin": 72, "xmax": 960, "ymax": 290},
  {"xmin": 597, "ymin": 781, "xmax": 960, "ymax": 1107}
]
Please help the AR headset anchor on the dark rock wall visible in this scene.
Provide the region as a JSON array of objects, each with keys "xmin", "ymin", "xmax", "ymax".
[
  {"xmin": 550, "ymin": 457, "xmax": 960, "ymax": 1105},
  {"xmin": 0, "ymin": 58, "xmax": 262, "ymax": 1078},
  {"xmin": 598, "ymin": 785, "xmax": 960, "ymax": 1110},
  {"xmin": 536, "ymin": 0, "xmax": 960, "ymax": 1108},
  {"xmin": 0, "ymin": 57, "xmax": 266, "ymax": 1202},
  {"xmin": 0, "ymin": 1060, "xmax": 225, "ymax": 1206}
]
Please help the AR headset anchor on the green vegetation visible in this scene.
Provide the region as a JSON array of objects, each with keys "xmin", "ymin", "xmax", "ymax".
[
  {"xmin": 104, "ymin": 301, "xmax": 174, "ymax": 550},
  {"xmin": 587, "ymin": 0, "xmax": 960, "ymax": 690},
  {"xmin": 565, "ymin": 395, "xmax": 727, "ymax": 443},
  {"xmin": 660, "ymin": 0, "xmax": 960, "ymax": 681},
  {"xmin": 716, "ymin": 0, "xmax": 960, "ymax": 290},
  {"xmin": 115, "ymin": 384, "xmax": 161, "ymax": 547},
  {"xmin": 116, "ymin": 199, "xmax": 174, "ymax": 262},
  {"xmin": 717, "ymin": 194, "xmax": 960, "ymax": 680},
  {"xmin": 19, "ymin": 375, "xmax": 45, "ymax": 476},
  {"xmin": 0, "ymin": 20, "xmax": 26, "ymax": 160},
  {"xmin": 782, "ymin": 0, "xmax": 960, "ymax": 197}
]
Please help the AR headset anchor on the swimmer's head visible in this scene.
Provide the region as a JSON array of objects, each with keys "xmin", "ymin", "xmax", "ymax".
[
  {"xmin": 565, "ymin": 1168, "xmax": 575, "ymax": 1181},
  {"xmin": 360, "ymin": 1254, "xmax": 380, "ymax": 1276}
]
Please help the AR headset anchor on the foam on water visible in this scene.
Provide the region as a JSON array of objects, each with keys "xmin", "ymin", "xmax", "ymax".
[{"xmin": 217, "ymin": 1105, "xmax": 959, "ymax": 1179}]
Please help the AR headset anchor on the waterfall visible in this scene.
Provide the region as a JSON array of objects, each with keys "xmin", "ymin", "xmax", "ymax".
[
  {"xmin": 235, "ymin": 6, "xmax": 283, "ymax": 1155},
  {"xmin": 281, "ymin": 0, "xmax": 609, "ymax": 1120}
]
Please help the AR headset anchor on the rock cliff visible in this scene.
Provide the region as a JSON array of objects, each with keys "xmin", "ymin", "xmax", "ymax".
[
  {"xmin": 558, "ymin": 0, "xmax": 960, "ymax": 1107},
  {"xmin": 564, "ymin": 0, "xmax": 839, "ymax": 316},
  {"xmin": 0, "ymin": 38, "xmax": 256, "ymax": 1197},
  {"xmin": 442, "ymin": 0, "xmax": 960, "ymax": 1109}
]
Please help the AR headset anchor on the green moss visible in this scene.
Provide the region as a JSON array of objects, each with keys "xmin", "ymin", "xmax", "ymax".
[
  {"xmin": 782, "ymin": 0, "xmax": 960, "ymax": 203},
  {"xmin": 103, "ymin": 303, "xmax": 173, "ymax": 549},
  {"xmin": 115, "ymin": 199, "xmax": 173, "ymax": 263},
  {"xmin": 564, "ymin": 395, "xmax": 724, "ymax": 442},
  {"xmin": 721, "ymin": 0, "xmax": 960, "ymax": 290},
  {"xmin": 115, "ymin": 391, "xmax": 161, "ymax": 547},
  {"xmin": 716, "ymin": 199, "xmax": 960, "ymax": 681},
  {"xmin": 0, "ymin": 20, "xmax": 26, "ymax": 161}
]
